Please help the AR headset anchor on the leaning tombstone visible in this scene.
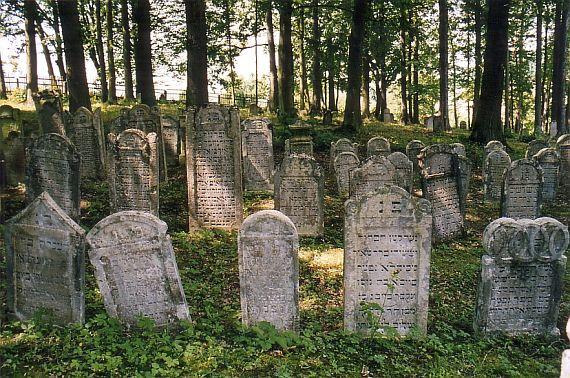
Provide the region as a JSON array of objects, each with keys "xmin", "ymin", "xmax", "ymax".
[
  {"xmin": 344, "ymin": 185, "xmax": 432, "ymax": 335},
  {"xmin": 186, "ymin": 104, "xmax": 244, "ymax": 230},
  {"xmin": 366, "ymin": 136, "xmax": 391, "ymax": 158},
  {"xmin": 418, "ymin": 144, "xmax": 463, "ymax": 241},
  {"xmin": 483, "ymin": 149, "xmax": 511, "ymax": 202},
  {"xmin": 450, "ymin": 142, "xmax": 466, "ymax": 157},
  {"xmin": 275, "ymin": 154, "xmax": 324, "ymax": 237},
  {"xmin": 242, "ymin": 118, "xmax": 274, "ymax": 191},
  {"xmin": 238, "ymin": 210, "xmax": 299, "ymax": 331},
  {"xmin": 525, "ymin": 139, "xmax": 550, "ymax": 159},
  {"xmin": 533, "ymin": 148, "xmax": 560, "ymax": 202},
  {"xmin": 406, "ymin": 140, "xmax": 425, "ymax": 176},
  {"xmin": 557, "ymin": 134, "xmax": 570, "ymax": 189},
  {"xmin": 285, "ymin": 136, "xmax": 314, "ymax": 157},
  {"xmin": 330, "ymin": 138, "xmax": 358, "ymax": 169},
  {"xmin": 161, "ymin": 115, "xmax": 181, "ymax": 167},
  {"xmin": 334, "ymin": 151, "xmax": 360, "ymax": 196},
  {"xmin": 4, "ymin": 192, "xmax": 85, "ymax": 324},
  {"xmin": 387, "ymin": 152, "xmax": 413, "ymax": 193},
  {"xmin": 86, "ymin": 211, "xmax": 190, "ymax": 327},
  {"xmin": 474, "ymin": 217, "xmax": 568, "ymax": 336},
  {"xmin": 67, "ymin": 107, "xmax": 105, "ymax": 179},
  {"xmin": 349, "ymin": 155, "xmax": 397, "ymax": 198},
  {"xmin": 3, "ymin": 131, "xmax": 26, "ymax": 187},
  {"xmin": 501, "ymin": 159, "xmax": 543, "ymax": 220},
  {"xmin": 484, "ymin": 140, "xmax": 505, "ymax": 155},
  {"xmin": 26, "ymin": 133, "xmax": 80, "ymax": 219}
]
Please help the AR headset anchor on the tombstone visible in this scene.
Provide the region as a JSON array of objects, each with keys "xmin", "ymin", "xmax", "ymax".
[
  {"xmin": 387, "ymin": 152, "xmax": 413, "ymax": 193},
  {"xmin": 533, "ymin": 148, "xmax": 560, "ymax": 202},
  {"xmin": 242, "ymin": 118, "xmax": 274, "ymax": 191},
  {"xmin": 344, "ymin": 185, "xmax": 432, "ymax": 334},
  {"xmin": 525, "ymin": 139, "xmax": 549, "ymax": 159},
  {"xmin": 432, "ymin": 115, "xmax": 444, "ymax": 132},
  {"xmin": 238, "ymin": 210, "xmax": 299, "ymax": 331},
  {"xmin": 0, "ymin": 104, "xmax": 22, "ymax": 140},
  {"xmin": 424, "ymin": 116, "xmax": 434, "ymax": 131},
  {"xmin": 67, "ymin": 107, "xmax": 105, "ymax": 179},
  {"xmin": 26, "ymin": 133, "xmax": 80, "ymax": 219},
  {"xmin": 186, "ymin": 104, "xmax": 244, "ymax": 230},
  {"xmin": 501, "ymin": 159, "xmax": 543, "ymax": 220},
  {"xmin": 322, "ymin": 110, "xmax": 333, "ymax": 126},
  {"xmin": 562, "ymin": 319, "xmax": 570, "ymax": 377},
  {"xmin": 161, "ymin": 115, "xmax": 181, "ymax": 166},
  {"xmin": 557, "ymin": 134, "xmax": 570, "ymax": 189},
  {"xmin": 285, "ymin": 136, "xmax": 314, "ymax": 157},
  {"xmin": 474, "ymin": 217, "xmax": 568, "ymax": 336},
  {"xmin": 37, "ymin": 94, "xmax": 65, "ymax": 134},
  {"xmin": 330, "ymin": 138, "xmax": 358, "ymax": 168},
  {"xmin": 4, "ymin": 192, "xmax": 85, "ymax": 324},
  {"xmin": 109, "ymin": 109, "xmax": 129, "ymax": 133},
  {"xmin": 459, "ymin": 121, "xmax": 467, "ymax": 129},
  {"xmin": 450, "ymin": 143, "xmax": 466, "ymax": 157},
  {"xmin": 366, "ymin": 136, "xmax": 391, "ymax": 158},
  {"xmin": 3, "ymin": 131, "xmax": 26, "ymax": 187},
  {"xmin": 275, "ymin": 154, "xmax": 324, "ymax": 237},
  {"xmin": 248, "ymin": 103, "xmax": 262, "ymax": 116},
  {"xmin": 51, "ymin": 111, "xmax": 71, "ymax": 135},
  {"xmin": 107, "ymin": 129, "xmax": 159, "ymax": 216},
  {"xmin": 86, "ymin": 211, "xmax": 190, "ymax": 326},
  {"xmin": 550, "ymin": 121, "xmax": 558, "ymax": 139},
  {"xmin": 456, "ymin": 155, "xmax": 471, "ymax": 217},
  {"xmin": 350, "ymin": 155, "xmax": 396, "ymax": 198},
  {"xmin": 406, "ymin": 140, "xmax": 425, "ymax": 176},
  {"xmin": 382, "ymin": 108, "xmax": 395, "ymax": 123},
  {"xmin": 333, "ymin": 151, "xmax": 360, "ymax": 196},
  {"xmin": 418, "ymin": 144, "xmax": 463, "ymax": 241},
  {"xmin": 483, "ymin": 149, "xmax": 511, "ymax": 202},
  {"xmin": 484, "ymin": 140, "xmax": 505, "ymax": 155}
]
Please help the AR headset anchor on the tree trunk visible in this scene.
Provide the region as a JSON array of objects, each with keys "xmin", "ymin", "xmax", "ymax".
[
  {"xmin": 542, "ymin": 19, "xmax": 550, "ymax": 129},
  {"xmin": 551, "ymin": 0, "xmax": 569, "ymax": 136},
  {"xmin": 50, "ymin": 0, "xmax": 66, "ymax": 84},
  {"xmin": 438, "ymin": 0, "xmax": 449, "ymax": 132},
  {"xmin": 24, "ymin": 0, "xmax": 39, "ymax": 107},
  {"xmin": 185, "ymin": 0, "xmax": 209, "ymax": 107},
  {"xmin": 0, "ymin": 51, "xmax": 6, "ymax": 99},
  {"xmin": 327, "ymin": 36, "xmax": 335, "ymax": 111},
  {"xmin": 452, "ymin": 41, "xmax": 458, "ymax": 128},
  {"xmin": 277, "ymin": 0, "xmax": 295, "ymax": 118},
  {"xmin": 470, "ymin": 0, "xmax": 509, "ymax": 144},
  {"xmin": 412, "ymin": 33, "xmax": 419, "ymax": 124},
  {"xmin": 107, "ymin": 0, "xmax": 117, "ymax": 103},
  {"xmin": 298, "ymin": 9, "xmax": 308, "ymax": 111},
  {"xmin": 95, "ymin": 0, "xmax": 109, "ymax": 102},
  {"xmin": 504, "ymin": 50, "xmax": 510, "ymax": 131},
  {"xmin": 132, "ymin": 0, "xmax": 156, "ymax": 106},
  {"xmin": 373, "ymin": 67, "xmax": 382, "ymax": 118},
  {"xmin": 534, "ymin": 0, "xmax": 543, "ymax": 136},
  {"xmin": 37, "ymin": 23, "xmax": 58, "ymax": 90},
  {"xmin": 310, "ymin": 0, "xmax": 322, "ymax": 114},
  {"xmin": 566, "ymin": 77, "xmax": 570, "ymax": 129},
  {"xmin": 342, "ymin": 0, "xmax": 368, "ymax": 130},
  {"xmin": 362, "ymin": 51, "xmax": 371, "ymax": 118},
  {"xmin": 224, "ymin": 0, "xmax": 236, "ymax": 104},
  {"xmin": 121, "ymin": 0, "xmax": 134, "ymax": 100},
  {"xmin": 473, "ymin": 0, "xmax": 483, "ymax": 121},
  {"xmin": 266, "ymin": 3, "xmax": 279, "ymax": 112},
  {"xmin": 399, "ymin": 7, "xmax": 409, "ymax": 124},
  {"xmin": 58, "ymin": 0, "xmax": 91, "ymax": 112},
  {"xmin": 466, "ymin": 21, "xmax": 471, "ymax": 129}
]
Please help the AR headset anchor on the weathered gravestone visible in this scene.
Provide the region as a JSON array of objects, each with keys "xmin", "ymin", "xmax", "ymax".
[
  {"xmin": 3, "ymin": 131, "xmax": 26, "ymax": 187},
  {"xmin": 241, "ymin": 118, "xmax": 274, "ymax": 191},
  {"xmin": 0, "ymin": 104, "xmax": 22, "ymax": 140},
  {"xmin": 366, "ymin": 136, "xmax": 391, "ymax": 158},
  {"xmin": 248, "ymin": 103, "xmax": 263, "ymax": 116},
  {"xmin": 322, "ymin": 110, "xmax": 334, "ymax": 125},
  {"xmin": 67, "ymin": 107, "xmax": 105, "ymax": 179},
  {"xmin": 161, "ymin": 115, "xmax": 181, "ymax": 166},
  {"xmin": 86, "ymin": 211, "xmax": 190, "ymax": 326},
  {"xmin": 561, "ymin": 319, "xmax": 570, "ymax": 377},
  {"xmin": 484, "ymin": 149, "xmax": 511, "ymax": 202},
  {"xmin": 533, "ymin": 148, "xmax": 560, "ymax": 202},
  {"xmin": 456, "ymin": 154, "xmax": 471, "ymax": 217},
  {"xmin": 501, "ymin": 159, "xmax": 543, "ymax": 220},
  {"xmin": 418, "ymin": 144, "xmax": 464, "ymax": 240},
  {"xmin": 334, "ymin": 151, "xmax": 360, "ymax": 196},
  {"xmin": 4, "ymin": 192, "xmax": 85, "ymax": 324},
  {"xmin": 186, "ymin": 104, "xmax": 244, "ymax": 230},
  {"xmin": 382, "ymin": 108, "xmax": 395, "ymax": 123},
  {"xmin": 557, "ymin": 134, "xmax": 570, "ymax": 189},
  {"xmin": 275, "ymin": 154, "xmax": 324, "ymax": 236},
  {"xmin": 525, "ymin": 139, "xmax": 550, "ymax": 159},
  {"xmin": 387, "ymin": 152, "xmax": 413, "ymax": 193},
  {"xmin": 450, "ymin": 143, "xmax": 466, "ymax": 157},
  {"xmin": 238, "ymin": 210, "xmax": 299, "ymax": 331},
  {"xmin": 406, "ymin": 140, "xmax": 425, "ymax": 176},
  {"xmin": 459, "ymin": 121, "xmax": 467, "ymax": 129},
  {"xmin": 349, "ymin": 155, "xmax": 397, "ymax": 198},
  {"xmin": 37, "ymin": 95, "xmax": 66, "ymax": 135},
  {"xmin": 484, "ymin": 140, "xmax": 505, "ymax": 155},
  {"xmin": 344, "ymin": 185, "xmax": 432, "ymax": 334},
  {"xmin": 26, "ymin": 133, "xmax": 80, "ymax": 219},
  {"xmin": 330, "ymin": 138, "xmax": 358, "ymax": 169},
  {"xmin": 285, "ymin": 136, "xmax": 314, "ymax": 157},
  {"xmin": 107, "ymin": 129, "xmax": 159, "ymax": 216},
  {"xmin": 474, "ymin": 217, "xmax": 569, "ymax": 336}
]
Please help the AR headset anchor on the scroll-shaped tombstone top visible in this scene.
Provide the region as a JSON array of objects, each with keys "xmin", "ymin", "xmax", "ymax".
[
  {"xmin": 330, "ymin": 138, "xmax": 358, "ymax": 166},
  {"xmin": 5, "ymin": 192, "xmax": 85, "ymax": 324},
  {"xmin": 344, "ymin": 185, "xmax": 432, "ymax": 335},
  {"xmin": 238, "ymin": 210, "xmax": 299, "ymax": 332},
  {"xmin": 86, "ymin": 211, "xmax": 190, "ymax": 327},
  {"xmin": 450, "ymin": 143, "xmax": 466, "ymax": 157},
  {"xmin": 525, "ymin": 139, "xmax": 550, "ymax": 159},
  {"xmin": 405, "ymin": 140, "xmax": 425, "ymax": 174},
  {"xmin": 483, "ymin": 149, "xmax": 511, "ymax": 202},
  {"xmin": 349, "ymin": 155, "xmax": 397, "ymax": 198},
  {"xmin": 484, "ymin": 140, "xmax": 505, "ymax": 155},
  {"xmin": 533, "ymin": 147, "xmax": 560, "ymax": 202},
  {"xmin": 501, "ymin": 159, "xmax": 543, "ymax": 220},
  {"xmin": 242, "ymin": 117, "xmax": 274, "ymax": 191},
  {"xmin": 333, "ymin": 151, "xmax": 360, "ymax": 196},
  {"xmin": 68, "ymin": 107, "xmax": 105, "ymax": 179},
  {"xmin": 387, "ymin": 152, "xmax": 413, "ymax": 193},
  {"xmin": 556, "ymin": 134, "xmax": 570, "ymax": 189},
  {"xmin": 366, "ymin": 136, "xmax": 391, "ymax": 158},
  {"xmin": 475, "ymin": 217, "xmax": 569, "ymax": 335}
]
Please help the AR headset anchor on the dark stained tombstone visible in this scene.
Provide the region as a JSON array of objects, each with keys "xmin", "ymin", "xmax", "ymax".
[
  {"xmin": 86, "ymin": 211, "xmax": 190, "ymax": 327},
  {"xmin": 67, "ymin": 107, "xmax": 105, "ymax": 179},
  {"xmin": 484, "ymin": 140, "xmax": 505, "ymax": 155},
  {"xmin": 456, "ymin": 155, "xmax": 471, "ymax": 217},
  {"xmin": 483, "ymin": 149, "xmax": 511, "ymax": 202},
  {"xmin": 26, "ymin": 133, "xmax": 80, "ymax": 219},
  {"xmin": 322, "ymin": 110, "xmax": 333, "ymax": 125},
  {"xmin": 525, "ymin": 139, "xmax": 549, "ymax": 159},
  {"xmin": 37, "ymin": 94, "xmax": 66, "ymax": 134},
  {"xmin": 459, "ymin": 121, "xmax": 467, "ymax": 129},
  {"xmin": 238, "ymin": 210, "xmax": 299, "ymax": 331},
  {"xmin": 450, "ymin": 142, "xmax": 466, "ymax": 157},
  {"xmin": 107, "ymin": 129, "xmax": 159, "ymax": 216},
  {"xmin": 186, "ymin": 104, "xmax": 244, "ymax": 230},
  {"xmin": 334, "ymin": 151, "xmax": 360, "ymax": 196},
  {"xmin": 387, "ymin": 152, "xmax": 413, "ymax": 193},
  {"xmin": 4, "ymin": 192, "xmax": 85, "ymax": 324},
  {"xmin": 406, "ymin": 140, "xmax": 425, "ymax": 176},
  {"xmin": 0, "ymin": 104, "xmax": 22, "ymax": 140},
  {"xmin": 557, "ymin": 134, "xmax": 570, "ymax": 190},
  {"xmin": 344, "ymin": 185, "xmax": 432, "ymax": 334},
  {"xmin": 285, "ymin": 136, "xmax": 314, "ymax": 157},
  {"xmin": 533, "ymin": 148, "xmax": 560, "ymax": 202},
  {"xmin": 275, "ymin": 154, "xmax": 324, "ymax": 236},
  {"xmin": 366, "ymin": 136, "xmax": 391, "ymax": 158},
  {"xmin": 501, "ymin": 159, "xmax": 543, "ymax": 220},
  {"xmin": 349, "ymin": 155, "xmax": 397, "ymax": 198},
  {"xmin": 3, "ymin": 131, "xmax": 26, "ymax": 187},
  {"xmin": 241, "ymin": 118, "xmax": 274, "ymax": 191},
  {"xmin": 330, "ymin": 138, "xmax": 358, "ymax": 169},
  {"xmin": 474, "ymin": 217, "xmax": 568, "ymax": 336},
  {"xmin": 161, "ymin": 115, "xmax": 181, "ymax": 166}
]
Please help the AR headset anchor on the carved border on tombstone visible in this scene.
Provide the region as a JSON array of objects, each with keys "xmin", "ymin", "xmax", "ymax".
[{"xmin": 68, "ymin": 107, "xmax": 106, "ymax": 179}]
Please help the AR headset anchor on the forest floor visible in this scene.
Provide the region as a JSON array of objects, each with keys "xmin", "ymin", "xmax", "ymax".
[{"xmin": 1, "ymin": 100, "xmax": 569, "ymax": 376}]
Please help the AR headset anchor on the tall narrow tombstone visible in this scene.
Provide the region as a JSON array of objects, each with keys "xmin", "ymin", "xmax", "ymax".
[
  {"xmin": 525, "ymin": 139, "xmax": 550, "ymax": 159},
  {"xmin": 344, "ymin": 185, "xmax": 432, "ymax": 334},
  {"xmin": 275, "ymin": 154, "xmax": 324, "ymax": 236},
  {"xmin": 238, "ymin": 210, "xmax": 299, "ymax": 331},
  {"xmin": 349, "ymin": 155, "xmax": 397, "ymax": 198},
  {"xmin": 242, "ymin": 118, "xmax": 274, "ymax": 191},
  {"xmin": 474, "ymin": 217, "xmax": 568, "ymax": 336},
  {"xmin": 67, "ymin": 107, "xmax": 105, "ymax": 179},
  {"xmin": 26, "ymin": 133, "xmax": 80, "ymax": 219},
  {"xmin": 186, "ymin": 104, "xmax": 244, "ymax": 230},
  {"xmin": 387, "ymin": 152, "xmax": 413, "ymax": 193},
  {"xmin": 3, "ymin": 131, "xmax": 26, "ymax": 187},
  {"xmin": 334, "ymin": 151, "xmax": 360, "ymax": 196},
  {"xmin": 418, "ymin": 144, "xmax": 463, "ymax": 240},
  {"xmin": 86, "ymin": 211, "xmax": 190, "ymax": 326},
  {"xmin": 366, "ymin": 136, "xmax": 391, "ymax": 158},
  {"xmin": 107, "ymin": 129, "xmax": 159, "ymax": 216},
  {"xmin": 330, "ymin": 138, "xmax": 358, "ymax": 168},
  {"xmin": 483, "ymin": 149, "xmax": 511, "ymax": 202},
  {"xmin": 456, "ymin": 155, "xmax": 471, "ymax": 217},
  {"xmin": 161, "ymin": 115, "xmax": 181, "ymax": 167},
  {"xmin": 533, "ymin": 148, "xmax": 560, "ymax": 202},
  {"xmin": 484, "ymin": 140, "xmax": 505, "ymax": 155},
  {"xmin": 501, "ymin": 159, "xmax": 543, "ymax": 220},
  {"xmin": 406, "ymin": 140, "xmax": 425, "ymax": 176},
  {"xmin": 4, "ymin": 192, "xmax": 85, "ymax": 324},
  {"xmin": 557, "ymin": 134, "xmax": 570, "ymax": 189},
  {"xmin": 285, "ymin": 136, "xmax": 314, "ymax": 157}
]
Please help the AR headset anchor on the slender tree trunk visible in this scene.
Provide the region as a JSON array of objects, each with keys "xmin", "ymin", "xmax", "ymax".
[
  {"xmin": 412, "ymin": 33, "xmax": 419, "ymax": 124},
  {"xmin": 121, "ymin": 0, "xmax": 134, "ymax": 100},
  {"xmin": 327, "ymin": 36, "xmax": 335, "ymax": 111},
  {"xmin": 542, "ymin": 18, "xmax": 550, "ymax": 128},
  {"xmin": 551, "ymin": 0, "xmax": 569, "ymax": 135},
  {"xmin": 407, "ymin": 11, "xmax": 413, "ymax": 122},
  {"xmin": 0, "ymin": 51, "xmax": 6, "ymax": 99},
  {"xmin": 438, "ymin": 0, "xmax": 449, "ymax": 132},
  {"xmin": 362, "ymin": 51, "xmax": 371, "ymax": 118},
  {"xmin": 266, "ymin": 3, "xmax": 279, "ymax": 112},
  {"xmin": 37, "ymin": 23, "xmax": 58, "ymax": 90},
  {"xmin": 298, "ymin": 9, "xmax": 308, "ymax": 111},
  {"xmin": 132, "ymin": 0, "xmax": 156, "ymax": 106},
  {"xmin": 50, "ymin": 0, "xmax": 66, "ymax": 84},
  {"xmin": 58, "ymin": 0, "xmax": 91, "ymax": 111},
  {"xmin": 277, "ymin": 0, "xmax": 295, "ymax": 118},
  {"xmin": 534, "ymin": 0, "xmax": 543, "ymax": 136},
  {"xmin": 373, "ymin": 67, "xmax": 382, "ymax": 118},
  {"xmin": 95, "ymin": 0, "xmax": 108, "ymax": 102},
  {"xmin": 566, "ymin": 77, "xmax": 570, "ymax": 129},
  {"xmin": 24, "ymin": 0, "xmax": 39, "ymax": 107},
  {"xmin": 400, "ymin": 6, "xmax": 409, "ymax": 124},
  {"xmin": 185, "ymin": 0, "xmax": 209, "ymax": 106},
  {"xmin": 310, "ymin": 0, "xmax": 322, "ymax": 113},
  {"xmin": 224, "ymin": 0, "xmax": 236, "ymax": 104},
  {"xmin": 504, "ymin": 50, "xmax": 510, "ymax": 131},
  {"xmin": 107, "ymin": 0, "xmax": 117, "ymax": 103},
  {"xmin": 452, "ymin": 41, "xmax": 458, "ymax": 128},
  {"xmin": 473, "ymin": 0, "xmax": 483, "ymax": 121}
]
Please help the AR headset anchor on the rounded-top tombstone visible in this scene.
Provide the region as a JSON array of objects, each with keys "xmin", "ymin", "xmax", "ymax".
[
  {"xmin": 367, "ymin": 136, "xmax": 391, "ymax": 158},
  {"xmin": 333, "ymin": 151, "xmax": 360, "ymax": 195},
  {"xmin": 501, "ymin": 159, "xmax": 543, "ymax": 220},
  {"xmin": 68, "ymin": 107, "xmax": 105, "ymax": 179},
  {"xmin": 349, "ymin": 154, "xmax": 397, "ymax": 198},
  {"xmin": 483, "ymin": 149, "xmax": 511, "ymax": 202},
  {"xmin": 557, "ymin": 134, "xmax": 570, "ymax": 189},
  {"xmin": 484, "ymin": 140, "xmax": 505, "ymax": 156},
  {"xmin": 525, "ymin": 139, "xmax": 550, "ymax": 159},
  {"xmin": 533, "ymin": 147, "xmax": 560, "ymax": 202},
  {"xmin": 387, "ymin": 151, "xmax": 413, "ymax": 193},
  {"xmin": 405, "ymin": 140, "xmax": 425, "ymax": 175}
]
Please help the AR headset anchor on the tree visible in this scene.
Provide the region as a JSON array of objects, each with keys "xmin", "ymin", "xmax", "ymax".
[
  {"xmin": 438, "ymin": 0, "xmax": 449, "ymax": 131},
  {"xmin": 107, "ymin": 0, "xmax": 117, "ymax": 103},
  {"xmin": 132, "ymin": 0, "xmax": 156, "ymax": 106},
  {"xmin": 470, "ymin": 0, "xmax": 509, "ymax": 143},
  {"xmin": 49, "ymin": 0, "xmax": 66, "ymax": 83},
  {"xmin": 185, "ymin": 0, "xmax": 208, "ymax": 107},
  {"xmin": 0, "ymin": 50, "xmax": 6, "ymax": 99},
  {"xmin": 266, "ymin": 2, "xmax": 279, "ymax": 112},
  {"xmin": 472, "ymin": 0, "xmax": 483, "ymax": 121},
  {"xmin": 551, "ymin": 0, "xmax": 569, "ymax": 135},
  {"xmin": 36, "ymin": 23, "xmax": 58, "ymax": 90},
  {"xmin": 95, "ymin": 0, "xmax": 108, "ymax": 102},
  {"xmin": 399, "ymin": 5, "xmax": 409, "ymax": 124},
  {"xmin": 121, "ymin": 0, "xmax": 134, "ymax": 100},
  {"xmin": 534, "ymin": 0, "xmax": 543, "ymax": 136},
  {"xmin": 310, "ymin": 0, "xmax": 323, "ymax": 114},
  {"xmin": 277, "ymin": 0, "xmax": 295, "ymax": 119},
  {"xmin": 24, "ymin": 0, "xmax": 39, "ymax": 106}
]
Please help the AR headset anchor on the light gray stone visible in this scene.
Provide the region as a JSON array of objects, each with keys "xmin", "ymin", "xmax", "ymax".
[
  {"xmin": 238, "ymin": 210, "xmax": 299, "ymax": 331},
  {"xmin": 333, "ymin": 151, "xmax": 359, "ymax": 196},
  {"xmin": 533, "ymin": 148, "xmax": 560, "ymax": 202},
  {"xmin": 242, "ymin": 118, "xmax": 274, "ymax": 191},
  {"xmin": 161, "ymin": 115, "xmax": 181, "ymax": 167},
  {"xmin": 382, "ymin": 109, "xmax": 395, "ymax": 123},
  {"xmin": 349, "ymin": 155, "xmax": 396, "ymax": 198},
  {"xmin": 474, "ymin": 217, "xmax": 568, "ymax": 336},
  {"xmin": 557, "ymin": 134, "xmax": 570, "ymax": 189},
  {"xmin": 86, "ymin": 211, "xmax": 190, "ymax": 327},
  {"xmin": 366, "ymin": 136, "xmax": 391, "ymax": 158},
  {"xmin": 501, "ymin": 159, "xmax": 543, "ymax": 220},
  {"xmin": 344, "ymin": 185, "xmax": 432, "ymax": 334},
  {"xmin": 484, "ymin": 140, "xmax": 505, "ymax": 156},
  {"xmin": 285, "ymin": 136, "xmax": 314, "ymax": 157},
  {"xmin": 330, "ymin": 138, "xmax": 358, "ymax": 169},
  {"xmin": 405, "ymin": 140, "xmax": 425, "ymax": 176},
  {"xmin": 4, "ymin": 192, "xmax": 85, "ymax": 324},
  {"xmin": 525, "ymin": 139, "xmax": 549, "ymax": 159},
  {"xmin": 387, "ymin": 152, "xmax": 413, "ymax": 193},
  {"xmin": 67, "ymin": 107, "xmax": 105, "ymax": 179},
  {"xmin": 484, "ymin": 149, "xmax": 511, "ymax": 202}
]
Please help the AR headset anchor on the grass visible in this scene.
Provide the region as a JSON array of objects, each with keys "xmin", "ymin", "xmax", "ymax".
[{"xmin": 0, "ymin": 99, "xmax": 569, "ymax": 376}]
